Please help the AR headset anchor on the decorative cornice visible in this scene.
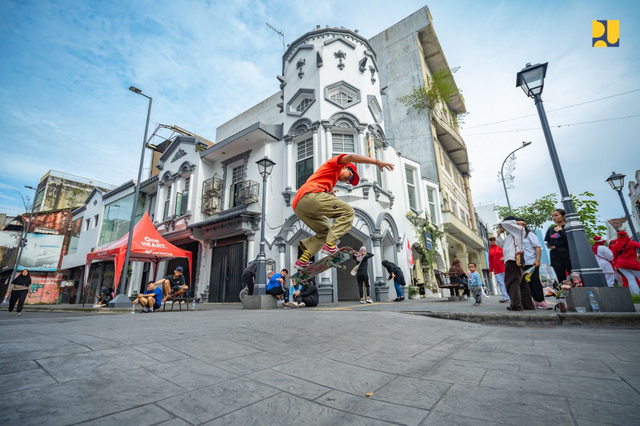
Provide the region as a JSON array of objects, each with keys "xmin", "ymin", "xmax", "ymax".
[{"xmin": 171, "ymin": 148, "xmax": 187, "ymax": 163}]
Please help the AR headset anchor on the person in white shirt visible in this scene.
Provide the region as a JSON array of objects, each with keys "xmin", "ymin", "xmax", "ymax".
[
  {"xmin": 523, "ymin": 227, "xmax": 552, "ymax": 309},
  {"xmin": 496, "ymin": 216, "xmax": 536, "ymax": 311},
  {"xmin": 592, "ymin": 236, "xmax": 615, "ymax": 287}
]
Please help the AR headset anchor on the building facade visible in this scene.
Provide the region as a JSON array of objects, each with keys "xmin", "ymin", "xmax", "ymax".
[
  {"xmin": 123, "ymin": 25, "xmax": 451, "ymax": 303},
  {"xmin": 627, "ymin": 170, "xmax": 640, "ymax": 235},
  {"xmin": 369, "ymin": 6, "xmax": 486, "ymax": 273},
  {"xmin": 32, "ymin": 170, "xmax": 115, "ymax": 213}
]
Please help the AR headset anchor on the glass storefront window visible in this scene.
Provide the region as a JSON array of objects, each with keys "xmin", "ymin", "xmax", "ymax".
[{"xmin": 98, "ymin": 193, "xmax": 145, "ymax": 246}]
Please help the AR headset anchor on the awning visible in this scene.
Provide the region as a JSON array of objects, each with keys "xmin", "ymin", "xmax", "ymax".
[{"xmin": 83, "ymin": 212, "xmax": 192, "ymax": 294}]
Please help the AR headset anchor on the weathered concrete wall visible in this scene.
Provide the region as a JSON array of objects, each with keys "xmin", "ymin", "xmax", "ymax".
[
  {"xmin": 369, "ymin": 7, "xmax": 440, "ymax": 184},
  {"xmin": 215, "ymin": 92, "xmax": 282, "ymax": 142}
]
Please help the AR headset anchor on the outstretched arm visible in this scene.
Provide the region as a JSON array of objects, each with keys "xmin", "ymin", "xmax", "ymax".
[{"xmin": 340, "ymin": 154, "xmax": 394, "ymax": 172}]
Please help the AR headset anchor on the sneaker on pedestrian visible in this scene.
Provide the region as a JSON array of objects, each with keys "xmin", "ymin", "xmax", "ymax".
[
  {"xmin": 149, "ymin": 306, "xmax": 154, "ymax": 312},
  {"xmin": 17, "ymin": 312, "xmax": 21, "ymax": 316},
  {"xmin": 537, "ymin": 300, "xmax": 553, "ymax": 310},
  {"xmin": 294, "ymin": 259, "xmax": 310, "ymax": 269},
  {"xmin": 499, "ymin": 299, "xmax": 508, "ymax": 303},
  {"xmin": 473, "ymin": 303, "xmax": 479, "ymax": 306},
  {"xmin": 478, "ymin": 302, "xmax": 483, "ymax": 306},
  {"xmin": 360, "ymin": 299, "xmax": 365, "ymax": 304},
  {"xmin": 285, "ymin": 301, "xmax": 298, "ymax": 308},
  {"xmin": 142, "ymin": 307, "xmax": 149, "ymax": 313},
  {"xmin": 366, "ymin": 298, "xmax": 373, "ymax": 303},
  {"xmin": 321, "ymin": 242, "xmax": 339, "ymax": 255},
  {"xmin": 298, "ymin": 302, "xmax": 306, "ymax": 308}
]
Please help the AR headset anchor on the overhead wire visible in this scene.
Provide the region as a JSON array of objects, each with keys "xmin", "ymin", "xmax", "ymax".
[
  {"xmin": 384, "ymin": 113, "xmax": 640, "ymax": 141},
  {"xmin": 463, "ymin": 88, "xmax": 640, "ymax": 129}
]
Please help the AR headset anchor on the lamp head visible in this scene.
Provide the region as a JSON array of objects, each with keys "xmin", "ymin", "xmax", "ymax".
[
  {"xmin": 516, "ymin": 63, "xmax": 548, "ymax": 98},
  {"xmin": 256, "ymin": 156, "xmax": 276, "ymax": 179},
  {"xmin": 522, "ymin": 141, "xmax": 532, "ymax": 147},
  {"xmin": 129, "ymin": 86, "xmax": 142, "ymax": 94},
  {"xmin": 606, "ymin": 171, "xmax": 626, "ymax": 192}
]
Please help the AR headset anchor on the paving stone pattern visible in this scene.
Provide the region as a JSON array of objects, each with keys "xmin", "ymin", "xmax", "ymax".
[{"xmin": 0, "ymin": 308, "xmax": 639, "ymax": 425}]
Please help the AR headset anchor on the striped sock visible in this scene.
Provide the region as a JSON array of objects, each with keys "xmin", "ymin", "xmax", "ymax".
[
  {"xmin": 299, "ymin": 250, "xmax": 312, "ymax": 263},
  {"xmin": 325, "ymin": 242, "xmax": 335, "ymax": 248}
]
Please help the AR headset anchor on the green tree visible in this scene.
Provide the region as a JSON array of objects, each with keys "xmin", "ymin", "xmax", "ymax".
[{"xmin": 494, "ymin": 192, "xmax": 607, "ymax": 241}]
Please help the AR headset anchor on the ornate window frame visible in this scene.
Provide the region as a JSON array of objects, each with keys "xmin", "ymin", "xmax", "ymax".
[
  {"xmin": 286, "ymin": 88, "xmax": 316, "ymax": 117},
  {"xmin": 324, "ymin": 81, "xmax": 361, "ymax": 110}
]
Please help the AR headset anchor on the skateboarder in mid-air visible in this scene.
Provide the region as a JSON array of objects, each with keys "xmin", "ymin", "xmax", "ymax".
[{"xmin": 292, "ymin": 153, "xmax": 395, "ymax": 269}]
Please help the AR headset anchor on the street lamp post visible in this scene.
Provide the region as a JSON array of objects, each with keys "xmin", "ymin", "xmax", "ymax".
[
  {"xmin": 253, "ymin": 156, "xmax": 276, "ymax": 296},
  {"xmin": 516, "ymin": 62, "xmax": 607, "ymax": 287},
  {"xmin": 109, "ymin": 86, "xmax": 153, "ymax": 308},
  {"xmin": 606, "ymin": 171, "xmax": 639, "ymax": 241},
  {"xmin": 500, "ymin": 141, "xmax": 532, "ymax": 215}
]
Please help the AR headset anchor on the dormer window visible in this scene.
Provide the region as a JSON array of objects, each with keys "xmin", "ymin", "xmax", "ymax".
[
  {"xmin": 296, "ymin": 98, "xmax": 313, "ymax": 112},
  {"xmin": 325, "ymin": 81, "xmax": 361, "ymax": 110},
  {"xmin": 286, "ymin": 88, "xmax": 315, "ymax": 117},
  {"xmin": 330, "ymin": 91, "xmax": 353, "ymax": 106}
]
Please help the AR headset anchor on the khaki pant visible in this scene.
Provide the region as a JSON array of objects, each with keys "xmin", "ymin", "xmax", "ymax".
[{"xmin": 294, "ymin": 192, "xmax": 355, "ymax": 256}]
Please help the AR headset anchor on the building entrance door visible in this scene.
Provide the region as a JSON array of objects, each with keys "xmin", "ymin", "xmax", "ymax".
[{"xmin": 208, "ymin": 242, "xmax": 245, "ymax": 302}]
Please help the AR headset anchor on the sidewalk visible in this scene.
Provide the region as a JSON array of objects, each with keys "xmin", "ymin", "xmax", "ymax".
[
  {"xmin": 1, "ymin": 301, "xmax": 639, "ymax": 425},
  {"xmin": 5, "ymin": 295, "xmax": 639, "ymax": 326}
]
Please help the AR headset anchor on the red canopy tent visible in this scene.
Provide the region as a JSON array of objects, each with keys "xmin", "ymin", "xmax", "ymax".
[{"xmin": 84, "ymin": 212, "xmax": 192, "ymax": 295}]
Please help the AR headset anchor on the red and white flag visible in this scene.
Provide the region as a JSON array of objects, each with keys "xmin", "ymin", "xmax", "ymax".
[{"xmin": 406, "ymin": 239, "xmax": 414, "ymax": 266}]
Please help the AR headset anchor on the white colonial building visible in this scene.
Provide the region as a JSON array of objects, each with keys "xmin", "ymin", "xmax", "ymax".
[
  {"xmin": 129, "ymin": 26, "xmax": 447, "ymax": 303},
  {"xmin": 62, "ymin": 22, "xmax": 463, "ymax": 305}
]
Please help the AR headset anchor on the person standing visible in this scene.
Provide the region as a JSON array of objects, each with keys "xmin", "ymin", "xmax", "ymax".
[
  {"xmin": 611, "ymin": 231, "xmax": 640, "ymax": 295},
  {"xmin": 468, "ymin": 263, "xmax": 483, "ymax": 306},
  {"xmin": 523, "ymin": 224, "xmax": 552, "ymax": 309},
  {"xmin": 242, "ymin": 260, "xmax": 258, "ymax": 296},
  {"xmin": 382, "ymin": 260, "xmax": 405, "ymax": 301},
  {"xmin": 353, "ymin": 246, "xmax": 374, "ymax": 304},
  {"xmin": 592, "ymin": 236, "xmax": 615, "ymax": 287},
  {"xmin": 544, "ymin": 209, "xmax": 572, "ymax": 282},
  {"xmin": 497, "ymin": 217, "xmax": 535, "ymax": 311},
  {"xmin": 7, "ymin": 269, "xmax": 31, "ymax": 316},
  {"xmin": 488, "ymin": 236, "xmax": 510, "ymax": 303}
]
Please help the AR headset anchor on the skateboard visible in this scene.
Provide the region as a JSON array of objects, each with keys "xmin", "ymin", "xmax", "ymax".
[{"xmin": 291, "ymin": 247, "xmax": 357, "ymax": 282}]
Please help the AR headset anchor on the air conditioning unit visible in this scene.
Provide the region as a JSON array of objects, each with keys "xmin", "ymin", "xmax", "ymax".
[
  {"xmin": 202, "ymin": 176, "xmax": 222, "ymax": 196},
  {"xmin": 239, "ymin": 180, "xmax": 259, "ymax": 204},
  {"xmin": 201, "ymin": 195, "xmax": 221, "ymax": 215}
]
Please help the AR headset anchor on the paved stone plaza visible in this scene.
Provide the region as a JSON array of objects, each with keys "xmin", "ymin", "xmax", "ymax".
[{"xmin": 1, "ymin": 305, "xmax": 639, "ymax": 426}]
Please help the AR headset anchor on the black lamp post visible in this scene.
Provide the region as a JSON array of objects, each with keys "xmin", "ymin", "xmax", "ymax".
[
  {"xmin": 500, "ymin": 141, "xmax": 532, "ymax": 215},
  {"xmin": 606, "ymin": 171, "xmax": 639, "ymax": 241},
  {"xmin": 516, "ymin": 62, "xmax": 606, "ymax": 287},
  {"xmin": 109, "ymin": 86, "xmax": 153, "ymax": 307},
  {"xmin": 253, "ymin": 156, "xmax": 276, "ymax": 296}
]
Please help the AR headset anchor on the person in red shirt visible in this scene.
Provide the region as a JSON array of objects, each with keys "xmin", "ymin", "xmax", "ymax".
[
  {"xmin": 611, "ymin": 231, "xmax": 640, "ymax": 295},
  {"xmin": 292, "ymin": 154, "xmax": 394, "ymax": 269},
  {"xmin": 488, "ymin": 236, "xmax": 510, "ymax": 303}
]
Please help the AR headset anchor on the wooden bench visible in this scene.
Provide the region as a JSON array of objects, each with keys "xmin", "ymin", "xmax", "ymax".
[{"xmin": 435, "ymin": 272, "xmax": 464, "ymax": 300}]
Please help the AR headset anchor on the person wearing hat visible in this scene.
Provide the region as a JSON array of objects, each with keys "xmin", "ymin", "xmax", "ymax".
[
  {"xmin": 292, "ymin": 154, "xmax": 394, "ymax": 269},
  {"xmin": 610, "ymin": 231, "xmax": 640, "ymax": 295},
  {"xmin": 155, "ymin": 266, "xmax": 188, "ymax": 303},
  {"xmin": 592, "ymin": 236, "xmax": 615, "ymax": 287}
]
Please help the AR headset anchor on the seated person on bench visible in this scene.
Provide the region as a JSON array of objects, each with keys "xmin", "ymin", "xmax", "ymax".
[
  {"xmin": 133, "ymin": 281, "xmax": 163, "ymax": 313},
  {"xmin": 152, "ymin": 266, "xmax": 188, "ymax": 303}
]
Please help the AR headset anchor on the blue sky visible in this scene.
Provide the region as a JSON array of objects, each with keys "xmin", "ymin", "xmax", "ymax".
[{"xmin": 1, "ymin": 0, "xmax": 639, "ymax": 226}]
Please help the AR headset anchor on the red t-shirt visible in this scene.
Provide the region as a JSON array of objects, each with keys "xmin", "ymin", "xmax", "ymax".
[
  {"xmin": 488, "ymin": 245, "xmax": 505, "ymax": 274},
  {"xmin": 292, "ymin": 154, "xmax": 347, "ymax": 211}
]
